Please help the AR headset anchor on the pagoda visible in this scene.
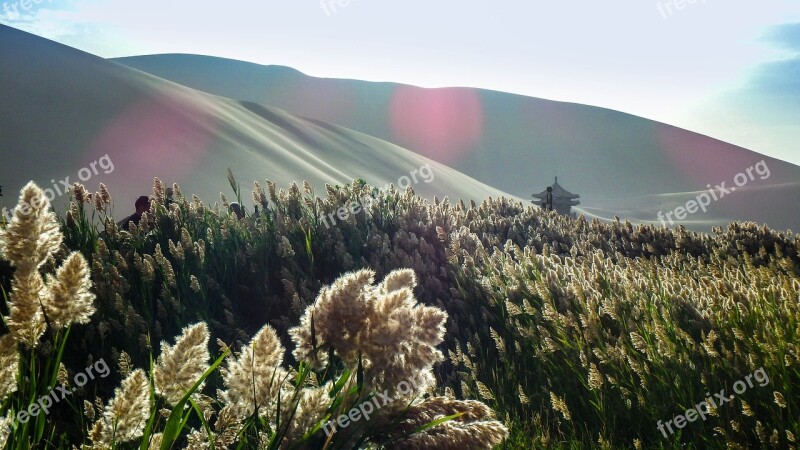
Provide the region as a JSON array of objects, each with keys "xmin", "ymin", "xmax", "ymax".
[{"xmin": 532, "ymin": 177, "xmax": 580, "ymax": 216}]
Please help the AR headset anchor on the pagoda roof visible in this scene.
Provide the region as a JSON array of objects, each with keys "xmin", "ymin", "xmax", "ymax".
[{"xmin": 532, "ymin": 177, "xmax": 580, "ymax": 199}]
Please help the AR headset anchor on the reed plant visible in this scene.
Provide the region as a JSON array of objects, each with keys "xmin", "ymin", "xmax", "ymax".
[
  {"xmin": 1, "ymin": 175, "xmax": 798, "ymax": 449},
  {"xmin": 0, "ymin": 181, "xmax": 507, "ymax": 449}
]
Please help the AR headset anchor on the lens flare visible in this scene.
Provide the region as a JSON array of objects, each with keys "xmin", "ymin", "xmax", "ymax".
[
  {"xmin": 389, "ymin": 86, "xmax": 483, "ymax": 164},
  {"xmin": 84, "ymin": 94, "xmax": 217, "ymax": 189}
]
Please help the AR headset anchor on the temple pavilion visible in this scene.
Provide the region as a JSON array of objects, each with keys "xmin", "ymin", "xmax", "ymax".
[{"xmin": 532, "ymin": 177, "xmax": 580, "ymax": 216}]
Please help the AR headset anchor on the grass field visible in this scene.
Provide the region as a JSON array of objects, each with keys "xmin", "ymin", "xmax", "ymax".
[{"xmin": 0, "ymin": 177, "xmax": 797, "ymax": 449}]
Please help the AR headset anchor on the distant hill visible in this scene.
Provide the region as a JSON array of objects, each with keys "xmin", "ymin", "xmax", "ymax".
[
  {"xmin": 115, "ymin": 54, "xmax": 800, "ymax": 231},
  {"xmin": 0, "ymin": 25, "xmax": 514, "ymax": 220}
]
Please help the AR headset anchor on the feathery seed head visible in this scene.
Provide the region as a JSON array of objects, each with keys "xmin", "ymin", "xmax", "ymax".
[
  {"xmin": 5, "ymin": 270, "xmax": 47, "ymax": 346},
  {"xmin": 90, "ymin": 369, "xmax": 150, "ymax": 446},
  {"xmin": 0, "ymin": 182, "xmax": 62, "ymax": 274},
  {"xmin": 154, "ymin": 322, "xmax": 211, "ymax": 405},
  {"xmin": 220, "ymin": 324, "xmax": 286, "ymax": 418},
  {"xmin": 44, "ymin": 252, "xmax": 96, "ymax": 329},
  {"xmin": 0, "ymin": 334, "xmax": 19, "ymax": 400}
]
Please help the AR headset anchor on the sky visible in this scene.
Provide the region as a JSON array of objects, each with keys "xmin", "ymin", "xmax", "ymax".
[{"xmin": 2, "ymin": 0, "xmax": 799, "ymax": 165}]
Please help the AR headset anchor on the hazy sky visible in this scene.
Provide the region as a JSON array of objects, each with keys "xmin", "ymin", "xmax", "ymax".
[{"xmin": 2, "ymin": 0, "xmax": 799, "ymax": 165}]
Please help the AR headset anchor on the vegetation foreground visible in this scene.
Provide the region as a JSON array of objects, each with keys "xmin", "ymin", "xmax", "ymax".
[{"xmin": 0, "ymin": 177, "xmax": 797, "ymax": 449}]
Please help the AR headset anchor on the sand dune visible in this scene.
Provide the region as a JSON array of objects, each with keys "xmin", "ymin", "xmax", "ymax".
[
  {"xmin": 0, "ymin": 25, "xmax": 514, "ymax": 220},
  {"xmin": 115, "ymin": 54, "xmax": 800, "ymax": 232}
]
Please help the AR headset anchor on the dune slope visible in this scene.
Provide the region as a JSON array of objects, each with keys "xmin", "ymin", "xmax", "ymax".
[
  {"xmin": 116, "ymin": 54, "xmax": 800, "ymax": 231},
  {"xmin": 0, "ymin": 25, "xmax": 513, "ymax": 219}
]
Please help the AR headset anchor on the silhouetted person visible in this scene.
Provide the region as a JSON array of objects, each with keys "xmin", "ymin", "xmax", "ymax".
[
  {"xmin": 118, "ymin": 196, "xmax": 151, "ymax": 230},
  {"xmin": 543, "ymin": 186, "xmax": 553, "ymax": 212},
  {"xmin": 165, "ymin": 187, "xmax": 176, "ymax": 208},
  {"xmin": 229, "ymin": 202, "xmax": 245, "ymax": 219}
]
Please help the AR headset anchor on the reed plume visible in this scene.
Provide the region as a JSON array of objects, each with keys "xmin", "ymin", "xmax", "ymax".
[
  {"xmin": 290, "ymin": 268, "xmax": 447, "ymax": 396},
  {"xmin": 89, "ymin": 369, "xmax": 151, "ymax": 447},
  {"xmin": 5, "ymin": 270, "xmax": 47, "ymax": 347},
  {"xmin": 0, "ymin": 334, "xmax": 19, "ymax": 400},
  {"xmin": 153, "ymin": 322, "xmax": 210, "ymax": 405},
  {"xmin": 219, "ymin": 324, "xmax": 287, "ymax": 418},
  {"xmin": 43, "ymin": 251, "xmax": 96, "ymax": 329},
  {"xmin": 0, "ymin": 182, "xmax": 62, "ymax": 274},
  {"xmin": 384, "ymin": 396, "xmax": 508, "ymax": 449},
  {"xmin": 0, "ymin": 183, "xmax": 64, "ymax": 346}
]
